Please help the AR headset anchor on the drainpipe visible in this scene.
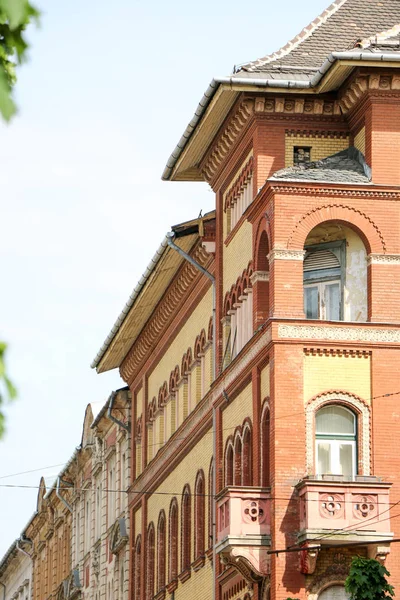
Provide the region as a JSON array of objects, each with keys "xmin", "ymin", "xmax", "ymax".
[
  {"xmin": 107, "ymin": 392, "xmax": 130, "ymax": 432},
  {"xmin": 56, "ymin": 477, "xmax": 73, "ymax": 513},
  {"xmin": 16, "ymin": 537, "xmax": 33, "ymax": 559},
  {"xmin": 166, "ymin": 231, "xmax": 218, "ymax": 600}
]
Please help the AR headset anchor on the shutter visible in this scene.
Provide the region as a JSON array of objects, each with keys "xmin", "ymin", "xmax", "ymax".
[{"xmin": 304, "ymin": 249, "xmax": 340, "ymax": 272}]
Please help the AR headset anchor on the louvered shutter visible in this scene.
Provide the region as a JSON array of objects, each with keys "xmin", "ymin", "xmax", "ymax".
[{"xmin": 304, "ymin": 249, "xmax": 340, "ymax": 272}]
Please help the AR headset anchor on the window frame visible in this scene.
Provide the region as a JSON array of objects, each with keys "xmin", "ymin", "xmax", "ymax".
[
  {"xmin": 304, "ymin": 240, "xmax": 346, "ymax": 321},
  {"xmin": 315, "ymin": 404, "xmax": 358, "ymax": 477}
]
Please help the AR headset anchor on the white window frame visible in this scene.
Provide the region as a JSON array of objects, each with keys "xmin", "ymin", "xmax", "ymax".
[
  {"xmin": 304, "ymin": 279, "xmax": 341, "ymax": 320},
  {"xmin": 315, "ymin": 405, "xmax": 357, "ymax": 477}
]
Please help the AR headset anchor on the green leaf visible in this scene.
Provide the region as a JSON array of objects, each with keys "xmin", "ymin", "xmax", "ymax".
[{"xmin": 0, "ymin": 0, "xmax": 26, "ymax": 29}]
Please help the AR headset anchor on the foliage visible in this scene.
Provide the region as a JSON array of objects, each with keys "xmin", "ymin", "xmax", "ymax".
[
  {"xmin": 345, "ymin": 557, "xmax": 395, "ymax": 600},
  {"xmin": 0, "ymin": 342, "xmax": 17, "ymax": 438},
  {"xmin": 0, "ymin": 0, "xmax": 39, "ymax": 120}
]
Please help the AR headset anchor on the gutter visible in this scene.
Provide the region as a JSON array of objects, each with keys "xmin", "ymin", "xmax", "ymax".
[
  {"xmin": 107, "ymin": 391, "xmax": 130, "ymax": 431},
  {"xmin": 161, "ymin": 50, "xmax": 400, "ymax": 181},
  {"xmin": 56, "ymin": 477, "xmax": 74, "ymax": 513},
  {"xmin": 16, "ymin": 537, "xmax": 33, "ymax": 560},
  {"xmin": 90, "ymin": 235, "xmax": 170, "ymax": 370}
]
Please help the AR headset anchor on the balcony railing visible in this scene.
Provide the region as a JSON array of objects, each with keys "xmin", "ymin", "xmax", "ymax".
[
  {"xmin": 215, "ymin": 487, "xmax": 271, "ymax": 582},
  {"xmin": 296, "ymin": 476, "xmax": 393, "ymax": 545}
]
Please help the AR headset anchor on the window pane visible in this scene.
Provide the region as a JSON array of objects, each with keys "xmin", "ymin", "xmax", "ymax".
[
  {"xmin": 304, "ymin": 286, "xmax": 319, "ymax": 319},
  {"xmin": 325, "ymin": 282, "xmax": 340, "ymax": 320},
  {"xmin": 316, "ymin": 406, "xmax": 355, "ymax": 435},
  {"xmin": 317, "ymin": 441, "xmax": 331, "ymax": 474},
  {"xmin": 339, "ymin": 443, "xmax": 354, "ymax": 477}
]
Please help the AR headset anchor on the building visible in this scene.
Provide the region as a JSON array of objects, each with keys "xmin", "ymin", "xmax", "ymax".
[
  {"xmin": 98, "ymin": 2, "xmax": 400, "ymax": 600},
  {"xmin": 0, "ymin": 539, "xmax": 32, "ymax": 600}
]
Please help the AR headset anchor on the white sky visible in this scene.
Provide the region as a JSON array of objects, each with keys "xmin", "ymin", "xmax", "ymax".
[{"xmin": 0, "ymin": 0, "xmax": 330, "ymax": 556}]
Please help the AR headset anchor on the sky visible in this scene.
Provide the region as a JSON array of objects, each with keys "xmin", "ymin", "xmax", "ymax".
[{"xmin": 0, "ymin": 0, "xmax": 330, "ymax": 556}]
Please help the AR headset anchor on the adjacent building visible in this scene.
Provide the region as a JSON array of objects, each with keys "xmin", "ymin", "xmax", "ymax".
[
  {"xmin": 92, "ymin": 2, "xmax": 400, "ymax": 600},
  {"xmin": 0, "ymin": 539, "xmax": 32, "ymax": 600}
]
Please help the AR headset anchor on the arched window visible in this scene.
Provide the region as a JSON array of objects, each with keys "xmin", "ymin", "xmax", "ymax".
[
  {"xmin": 168, "ymin": 499, "xmax": 178, "ymax": 583},
  {"xmin": 225, "ymin": 442, "xmax": 234, "ymax": 486},
  {"xmin": 208, "ymin": 460, "xmax": 214, "ymax": 551},
  {"xmin": 157, "ymin": 511, "xmax": 166, "ymax": 592},
  {"xmin": 261, "ymin": 406, "xmax": 270, "ymax": 487},
  {"xmin": 133, "ymin": 535, "xmax": 141, "ymax": 600},
  {"xmin": 234, "ymin": 436, "xmax": 242, "ymax": 485},
  {"xmin": 304, "ymin": 242, "xmax": 344, "ymax": 321},
  {"xmin": 242, "ymin": 426, "xmax": 252, "ymax": 486},
  {"xmin": 194, "ymin": 471, "xmax": 205, "ymax": 560},
  {"xmin": 146, "ymin": 523, "xmax": 155, "ymax": 600},
  {"xmin": 181, "ymin": 486, "xmax": 191, "ymax": 573},
  {"xmin": 318, "ymin": 585, "xmax": 349, "ymax": 600},
  {"xmin": 315, "ymin": 405, "xmax": 357, "ymax": 477}
]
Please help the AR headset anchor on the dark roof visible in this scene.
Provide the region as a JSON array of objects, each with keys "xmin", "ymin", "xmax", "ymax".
[
  {"xmin": 236, "ymin": 0, "xmax": 400, "ymax": 79},
  {"xmin": 270, "ymin": 147, "xmax": 371, "ymax": 184}
]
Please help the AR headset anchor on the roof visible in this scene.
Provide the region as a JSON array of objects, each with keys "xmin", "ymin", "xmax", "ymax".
[
  {"xmin": 270, "ymin": 146, "xmax": 371, "ymax": 184},
  {"xmin": 92, "ymin": 212, "xmax": 215, "ymax": 373},
  {"xmin": 162, "ymin": 0, "xmax": 400, "ymax": 181},
  {"xmin": 237, "ymin": 0, "xmax": 400, "ymax": 79}
]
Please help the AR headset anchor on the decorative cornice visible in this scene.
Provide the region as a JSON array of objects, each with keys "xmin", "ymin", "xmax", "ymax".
[
  {"xmin": 268, "ymin": 249, "xmax": 305, "ymax": 263},
  {"xmin": 286, "ymin": 129, "xmax": 349, "ymax": 139},
  {"xmin": 269, "ymin": 184, "xmax": 400, "ymax": 199},
  {"xmin": 339, "ymin": 73, "xmax": 400, "ymax": 114},
  {"xmin": 368, "ymin": 253, "xmax": 400, "ymax": 265},
  {"xmin": 121, "ymin": 244, "xmax": 211, "ymax": 382},
  {"xmin": 250, "ymin": 271, "xmax": 269, "ymax": 285},
  {"xmin": 202, "ymin": 100, "xmax": 254, "ymax": 182},
  {"xmin": 279, "ymin": 324, "xmax": 400, "ymax": 344},
  {"xmin": 254, "ymin": 96, "xmax": 341, "ymax": 117},
  {"xmin": 224, "ymin": 156, "xmax": 253, "ymax": 211}
]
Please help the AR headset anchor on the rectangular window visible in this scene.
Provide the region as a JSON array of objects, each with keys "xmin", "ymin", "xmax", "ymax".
[
  {"xmin": 294, "ymin": 146, "xmax": 311, "ymax": 164},
  {"xmin": 304, "ymin": 241, "xmax": 345, "ymax": 321},
  {"xmin": 107, "ymin": 456, "xmax": 116, "ymax": 527},
  {"xmin": 304, "ymin": 281, "xmax": 341, "ymax": 320},
  {"xmin": 95, "ymin": 477, "xmax": 102, "ymax": 540},
  {"xmin": 316, "ymin": 439, "xmax": 356, "ymax": 476}
]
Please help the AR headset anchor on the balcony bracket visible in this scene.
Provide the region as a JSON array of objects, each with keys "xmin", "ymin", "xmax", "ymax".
[
  {"xmin": 299, "ymin": 544, "xmax": 320, "ymax": 575},
  {"xmin": 219, "ymin": 545, "xmax": 270, "ymax": 583},
  {"xmin": 367, "ymin": 543, "xmax": 391, "ymax": 565}
]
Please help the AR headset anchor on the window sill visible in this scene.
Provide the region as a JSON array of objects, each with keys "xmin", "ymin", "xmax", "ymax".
[
  {"xmin": 192, "ymin": 555, "xmax": 205, "ymax": 572},
  {"xmin": 178, "ymin": 568, "xmax": 191, "ymax": 583}
]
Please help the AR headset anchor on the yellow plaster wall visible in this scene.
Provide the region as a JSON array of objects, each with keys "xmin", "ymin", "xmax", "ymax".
[
  {"xmin": 303, "ymin": 353, "xmax": 371, "ymax": 403},
  {"xmin": 285, "ymin": 134, "xmax": 349, "ymax": 167},
  {"xmin": 223, "ymin": 220, "xmax": 253, "ymax": 295},
  {"xmin": 354, "ymin": 127, "xmax": 366, "ymax": 155},
  {"xmin": 260, "ymin": 364, "xmax": 270, "ymax": 400},
  {"xmin": 146, "ymin": 431, "xmax": 213, "ymax": 593},
  {"xmin": 148, "ymin": 288, "xmax": 212, "ymax": 402},
  {"xmin": 222, "ymin": 382, "xmax": 252, "ymax": 445}
]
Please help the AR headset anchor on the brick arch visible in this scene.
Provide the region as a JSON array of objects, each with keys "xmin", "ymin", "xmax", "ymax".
[
  {"xmin": 305, "ymin": 391, "xmax": 371, "ymax": 476},
  {"xmin": 254, "ymin": 227, "xmax": 270, "ymax": 272},
  {"xmin": 287, "ymin": 204, "xmax": 385, "ymax": 254}
]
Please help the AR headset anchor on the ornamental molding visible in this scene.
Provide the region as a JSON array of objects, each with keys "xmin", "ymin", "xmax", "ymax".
[
  {"xmin": 121, "ymin": 244, "xmax": 211, "ymax": 382},
  {"xmin": 278, "ymin": 323, "xmax": 400, "ymax": 344},
  {"xmin": 268, "ymin": 249, "xmax": 305, "ymax": 262},
  {"xmin": 254, "ymin": 96, "xmax": 342, "ymax": 117},
  {"xmin": 286, "ymin": 129, "xmax": 348, "ymax": 139},
  {"xmin": 368, "ymin": 253, "xmax": 400, "ymax": 265},
  {"xmin": 339, "ymin": 73, "xmax": 400, "ymax": 114},
  {"xmin": 224, "ymin": 156, "xmax": 253, "ymax": 211},
  {"xmin": 269, "ymin": 185, "xmax": 400, "ymax": 199},
  {"xmin": 129, "ymin": 327, "xmax": 272, "ymax": 503},
  {"xmin": 110, "ymin": 517, "xmax": 129, "ymax": 555},
  {"xmin": 250, "ymin": 271, "xmax": 269, "ymax": 285},
  {"xmin": 202, "ymin": 100, "xmax": 254, "ymax": 182},
  {"xmin": 306, "ymin": 392, "xmax": 371, "ymax": 476}
]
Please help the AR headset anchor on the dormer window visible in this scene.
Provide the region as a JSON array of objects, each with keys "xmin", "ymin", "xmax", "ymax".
[
  {"xmin": 303, "ymin": 241, "xmax": 345, "ymax": 321},
  {"xmin": 294, "ymin": 146, "xmax": 311, "ymax": 164}
]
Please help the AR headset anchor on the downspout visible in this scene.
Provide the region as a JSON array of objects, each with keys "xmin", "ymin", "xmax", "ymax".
[
  {"xmin": 16, "ymin": 537, "xmax": 33, "ymax": 559},
  {"xmin": 107, "ymin": 392, "xmax": 130, "ymax": 432},
  {"xmin": 166, "ymin": 232, "xmax": 217, "ymax": 600},
  {"xmin": 56, "ymin": 477, "xmax": 73, "ymax": 513}
]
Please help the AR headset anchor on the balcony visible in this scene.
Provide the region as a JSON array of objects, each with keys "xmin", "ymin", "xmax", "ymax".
[
  {"xmin": 296, "ymin": 477, "xmax": 393, "ymax": 570},
  {"xmin": 215, "ymin": 487, "xmax": 271, "ymax": 583}
]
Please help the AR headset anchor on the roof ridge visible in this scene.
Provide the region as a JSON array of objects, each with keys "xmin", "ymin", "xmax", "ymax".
[{"xmin": 241, "ymin": 0, "xmax": 348, "ymax": 72}]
